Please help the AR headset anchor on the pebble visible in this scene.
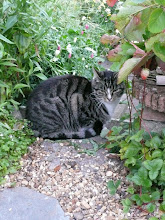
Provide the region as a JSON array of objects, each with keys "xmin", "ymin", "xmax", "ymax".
[
  {"xmin": 73, "ymin": 212, "xmax": 84, "ymax": 220},
  {"xmin": 81, "ymin": 201, "xmax": 90, "ymax": 209},
  {"xmin": 0, "ymin": 139, "xmax": 161, "ymax": 219},
  {"xmin": 106, "ymin": 171, "xmax": 113, "ymax": 177}
]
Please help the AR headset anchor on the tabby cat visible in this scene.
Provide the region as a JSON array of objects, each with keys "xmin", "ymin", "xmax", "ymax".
[{"xmin": 26, "ymin": 69, "xmax": 125, "ymax": 139}]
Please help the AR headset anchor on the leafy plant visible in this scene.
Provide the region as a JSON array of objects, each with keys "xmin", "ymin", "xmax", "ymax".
[
  {"xmin": 107, "ymin": 179, "xmax": 121, "ymax": 195},
  {"xmin": 105, "ymin": 109, "xmax": 165, "ymax": 216},
  {"xmin": 0, "ymin": 106, "xmax": 34, "ymax": 185},
  {"xmin": 101, "ymin": 0, "xmax": 165, "ymax": 83},
  {"xmin": 0, "ymin": 0, "xmax": 116, "ymax": 107}
]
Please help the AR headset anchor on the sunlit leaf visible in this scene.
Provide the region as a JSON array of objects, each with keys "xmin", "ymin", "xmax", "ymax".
[
  {"xmin": 148, "ymin": 8, "xmax": 165, "ymax": 33},
  {"xmin": 35, "ymin": 73, "xmax": 48, "ymax": 80},
  {"xmin": 3, "ymin": 15, "xmax": 18, "ymax": 33},
  {"xmin": 145, "ymin": 33, "xmax": 165, "ymax": 52},
  {"xmin": 153, "ymin": 43, "xmax": 165, "ymax": 62},
  {"xmin": 155, "ymin": 0, "xmax": 165, "ymax": 6},
  {"xmin": 117, "ymin": 57, "xmax": 141, "ymax": 84},
  {"xmin": 0, "ymin": 34, "xmax": 14, "ymax": 44},
  {"xmin": 14, "ymin": 84, "xmax": 29, "ymax": 89},
  {"xmin": 0, "ymin": 42, "xmax": 4, "ymax": 59}
]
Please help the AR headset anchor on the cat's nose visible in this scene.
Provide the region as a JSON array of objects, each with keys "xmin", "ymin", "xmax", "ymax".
[{"xmin": 107, "ymin": 97, "xmax": 112, "ymax": 102}]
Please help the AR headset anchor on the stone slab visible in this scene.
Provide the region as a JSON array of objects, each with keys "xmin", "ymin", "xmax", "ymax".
[{"xmin": 0, "ymin": 187, "xmax": 69, "ymax": 220}]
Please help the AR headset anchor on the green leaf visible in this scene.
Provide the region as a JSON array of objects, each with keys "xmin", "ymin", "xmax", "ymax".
[
  {"xmin": 111, "ymin": 6, "xmax": 146, "ymax": 21},
  {"xmin": 149, "ymin": 217, "xmax": 159, "ymax": 220},
  {"xmin": 155, "ymin": 0, "xmax": 165, "ymax": 6},
  {"xmin": 127, "ymin": 186, "xmax": 134, "ymax": 194},
  {"xmin": 0, "ymin": 62, "xmax": 17, "ymax": 67},
  {"xmin": 0, "ymin": 42, "xmax": 4, "ymax": 59},
  {"xmin": 152, "ymin": 149, "xmax": 163, "ymax": 158},
  {"xmin": 151, "ymin": 191, "xmax": 160, "ymax": 201},
  {"xmin": 14, "ymin": 84, "xmax": 29, "ymax": 90},
  {"xmin": 163, "ymin": 189, "xmax": 165, "ymax": 200},
  {"xmin": 131, "ymin": 194, "xmax": 142, "ymax": 206},
  {"xmin": 3, "ymin": 0, "xmax": 10, "ymax": 13},
  {"xmin": 148, "ymin": 8, "xmax": 165, "ymax": 33},
  {"xmin": 145, "ymin": 33, "xmax": 165, "ymax": 52},
  {"xmin": 153, "ymin": 43, "xmax": 165, "ymax": 62},
  {"xmin": 125, "ymin": 157, "xmax": 136, "ymax": 166},
  {"xmin": 122, "ymin": 198, "xmax": 132, "ymax": 213},
  {"xmin": 35, "ymin": 73, "xmax": 48, "ymax": 80},
  {"xmin": 107, "ymin": 180, "xmax": 121, "ymax": 195},
  {"xmin": 3, "ymin": 15, "xmax": 18, "ymax": 33},
  {"xmin": 124, "ymin": 142, "xmax": 141, "ymax": 158},
  {"xmin": 10, "ymin": 67, "xmax": 25, "ymax": 72},
  {"xmin": 161, "ymin": 214, "xmax": 165, "ymax": 220},
  {"xmin": 130, "ymin": 130, "xmax": 144, "ymax": 142},
  {"xmin": 162, "ymin": 128, "xmax": 165, "ymax": 138},
  {"xmin": 143, "ymin": 159, "xmax": 163, "ymax": 180},
  {"xmin": 141, "ymin": 194, "xmax": 151, "ymax": 203},
  {"xmin": 161, "ymin": 163, "xmax": 165, "ymax": 181},
  {"xmin": 146, "ymin": 203, "xmax": 156, "ymax": 213},
  {"xmin": 131, "ymin": 167, "xmax": 152, "ymax": 187},
  {"xmin": 120, "ymin": 43, "xmax": 136, "ymax": 56},
  {"xmin": 150, "ymin": 136, "xmax": 162, "ymax": 148},
  {"xmin": 111, "ymin": 126, "xmax": 122, "ymax": 135},
  {"xmin": 13, "ymin": 34, "xmax": 31, "ymax": 54},
  {"xmin": 160, "ymin": 201, "xmax": 165, "ymax": 211},
  {"xmin": 0, "ymin": 34, "xmax": 14, "ymax": 44},
  {"xmin": 117, "ymin": 57, "xmax": 142, "ymax": 84}
]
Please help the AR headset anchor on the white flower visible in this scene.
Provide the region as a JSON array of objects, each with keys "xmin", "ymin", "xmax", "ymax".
[
  {"xmin": 82, "ymin": 16, "xmax": 86, "ymax": 21},
  {"xmin": 74, "ymin": 37, "xmax": 77, "ymax": 43},
  {"xmin": 85, "ymin": 65, "xmax": 88, "ymax": 68},
  {"xmin": 82, "ymin": 57, "xmax": 85, "ymax": 61},
  {"xmin": 51, "ymin": 26, "xmax": 58, "ymax": 31},
  {"xmin": 85, "ymin": 47, "xmax": 96, "ymax": 54},
  {"xmin": 66, "ymin": 44, "xmax": 72, "ymax": 54},
  {"xmin": 105, "ymin": 8, "xmax": 111, "ymax": 14},
  {"xmin": 55, "ymin": 50, "xmax": 60, "ymax": 56},
  {"xmin": 50, "ymin": 57, "xmax": 59, "ymax": 62}
]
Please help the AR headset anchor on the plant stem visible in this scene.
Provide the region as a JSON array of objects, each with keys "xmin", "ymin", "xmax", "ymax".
[
  {"xmin": 129, "ymin": 91, "xmax": 152, "ymax": 139},
  {"xmin": 140, "ymin": 80, "xmax": 146, "ymax": 130}
]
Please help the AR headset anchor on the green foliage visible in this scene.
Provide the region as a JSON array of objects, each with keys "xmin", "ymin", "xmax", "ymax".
[
  {"xmin": 107, "ymin": 179, "xmax": 121, "ymax": 195},
  {"xmin": 105, "ymin": 110, "xmax": 165, "ymax": 216},
  {"xmin": 100, "ymin": 0, "xmax": 165, "ymax": 83},
  {"xmin": 0, "ymin": 0, "xmax": 115, "ymax": 106},
  {"xmin": 0, "ymin": 106, "xmax": 34, "ymax": 184}
]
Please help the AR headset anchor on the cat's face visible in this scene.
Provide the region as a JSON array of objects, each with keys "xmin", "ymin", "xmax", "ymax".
[{"xmin": 91, "ymin": 69, "xmax": 125, "ymax": 103}]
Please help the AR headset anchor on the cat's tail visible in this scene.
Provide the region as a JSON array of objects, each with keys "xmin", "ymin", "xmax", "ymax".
[{"xmin": 40, "ymin": 128, "xmax": 97, "ymax": 139}]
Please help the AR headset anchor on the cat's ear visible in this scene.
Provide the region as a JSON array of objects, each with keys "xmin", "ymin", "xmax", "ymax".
[{"xmin": 92, "ymin": 68, "xmax": 101, "ymax": 79}]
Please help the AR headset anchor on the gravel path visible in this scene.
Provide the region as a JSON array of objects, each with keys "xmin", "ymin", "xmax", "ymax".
[{"xmin": 0, "ymin": 137, "xmax": 159, "ymax": 220}]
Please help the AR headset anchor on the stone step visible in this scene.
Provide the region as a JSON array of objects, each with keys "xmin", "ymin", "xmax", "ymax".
[{"xmin": 0, "ymin": 187, "xmax": 69, "ymax": 220}]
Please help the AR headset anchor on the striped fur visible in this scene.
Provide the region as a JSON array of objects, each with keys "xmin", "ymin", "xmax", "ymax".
[{"xmin": 26, "ymin": 70, "xmax": 125, "ymax": 139}]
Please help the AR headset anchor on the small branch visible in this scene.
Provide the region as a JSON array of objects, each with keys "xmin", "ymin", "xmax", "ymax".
[
  {"xmin": 129, "ymin": 92, "xmax": 152, "ymax": 139},
  {"xmin": 140, "ymin": 80, "xmax": 146, "ymax": 130},
  {"xmin": 126, "ymin": 79, "xmax": 132, "ymax": 132}
]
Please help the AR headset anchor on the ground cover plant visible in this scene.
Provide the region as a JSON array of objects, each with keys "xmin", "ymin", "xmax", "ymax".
[
  {"xmin": 0, "ymin": 105, "xmax": 34, "ymax": 184},
  {"xmin": 103, "ymin": 0, "xmax": 165, "ymax": 218}
]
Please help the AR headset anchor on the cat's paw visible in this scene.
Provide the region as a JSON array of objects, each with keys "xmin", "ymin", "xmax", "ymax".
[{"xmin": 100, "ymin": 127, "xmax": 109, "ymax": 138}]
